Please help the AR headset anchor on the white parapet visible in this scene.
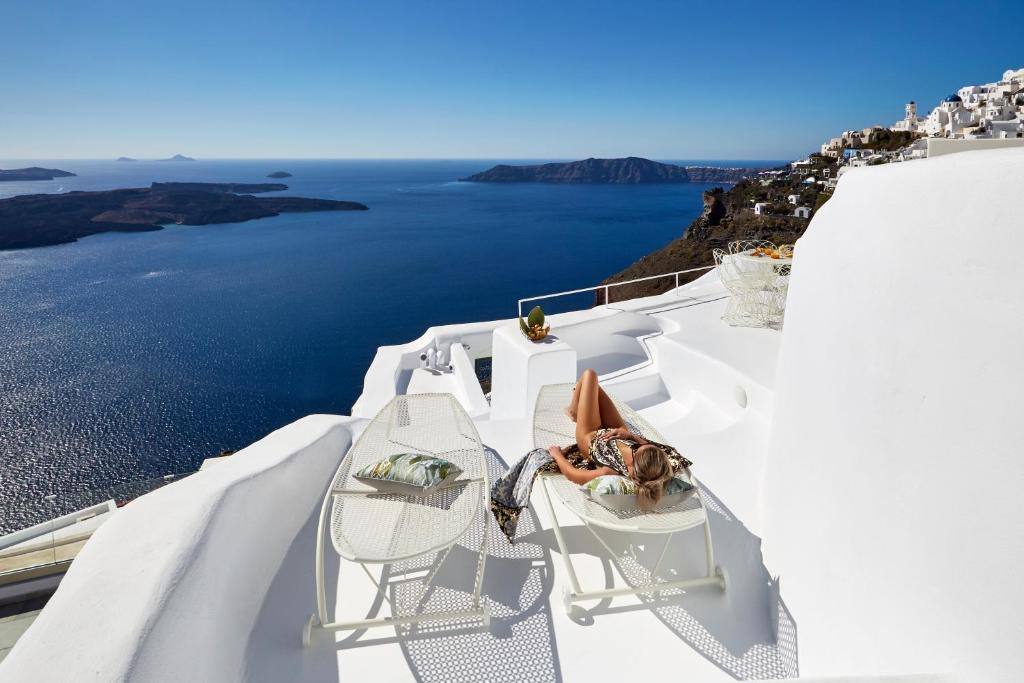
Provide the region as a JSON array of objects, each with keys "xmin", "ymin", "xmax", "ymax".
[
  {"xmin": 489, "ymin": 323, "xmax": 577, "ymax": 420},
  {"xmin": 926, "ymin": 136, "xmax": 1024, "ymax": 157},
  {"xmin": 352, "ymin": 319, "xmax": 503, "ymax": 419},
  {"xmin": 1, "ymin": 414, "xmax": 361, "ymax": 681}
]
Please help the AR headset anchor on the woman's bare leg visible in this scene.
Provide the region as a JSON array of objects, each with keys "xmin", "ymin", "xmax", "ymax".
[
  {"xmin": 565, "ymin": 381, "xmax": 582, "ymax": 421},
  {"xmin": 597, "ymin": 385, "xmax": 626, "ymax": 430},
  {"xmin": 574, "ymin": 369, "xmax": 602, "ymax": 453}
]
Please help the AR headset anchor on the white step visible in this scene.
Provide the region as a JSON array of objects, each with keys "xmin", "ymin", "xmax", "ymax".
[{"xmin": 603, "ymin": 372, "xmax": 670, "ymax": 411}]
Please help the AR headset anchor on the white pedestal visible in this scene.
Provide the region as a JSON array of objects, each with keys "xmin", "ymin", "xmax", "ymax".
[{"xmin": 489, "ymin": 324, "xmax": 578, "ymax": 420}]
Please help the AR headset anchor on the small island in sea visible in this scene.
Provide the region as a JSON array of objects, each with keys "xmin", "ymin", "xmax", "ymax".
[
  {"xmin": 267, "ymin": 171, "xmax": 293, "ymax": 178},
  {"xmin": 117, "ymin": 157, "xmax": 137, "ymax": 162},
  {"xmin": 0, "ymin": 182, "xmax": 367, "ymax": 250},
  {"xmin": 461, "ymin": 156, "xmax": 762, "ymax": 184},
  {"xmin": 0, "ymin": 167, "xmax": 77, "ymax": 182},
  {"xmin": 159, "ymin": 154, "xmax": 195, "ymax": 162}
]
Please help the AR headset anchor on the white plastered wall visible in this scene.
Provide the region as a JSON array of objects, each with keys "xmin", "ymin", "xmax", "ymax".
[{"xmin": 763, "ymin": 148, "xmax": 1024, "ymax": 681}]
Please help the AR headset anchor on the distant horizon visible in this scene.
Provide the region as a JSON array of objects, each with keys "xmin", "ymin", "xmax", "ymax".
[{"xmin": 0, "ymin": 156, "xmax": 791, "ymax": 163}]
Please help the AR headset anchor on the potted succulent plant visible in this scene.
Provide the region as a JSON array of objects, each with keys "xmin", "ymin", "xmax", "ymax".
[{"xmin": 519, "ymin": 305, "xmax": 550, "ymax": 342}]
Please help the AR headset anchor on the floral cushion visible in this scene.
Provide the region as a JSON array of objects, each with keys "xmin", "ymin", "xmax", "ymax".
[
  {"xmin": 354, "ymin": 453, "xmax": 462, "ymax": 495},
  {"xmin": 583, "ymin": 474, "xmax": 695, "ymax": 512}
]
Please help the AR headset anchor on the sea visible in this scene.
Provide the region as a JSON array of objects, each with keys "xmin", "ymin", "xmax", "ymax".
[{"xmin": 0, "ymin": 158, "xmax": 782, "ymax": 532}]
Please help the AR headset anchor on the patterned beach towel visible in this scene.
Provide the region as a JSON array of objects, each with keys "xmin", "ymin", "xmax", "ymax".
[{"xmin": 489, "ymin": 444, "xmax": 584, "ymax": 542}]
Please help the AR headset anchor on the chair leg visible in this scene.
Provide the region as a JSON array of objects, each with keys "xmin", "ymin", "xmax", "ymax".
[
  {"xmin": 698, "ymin": 492, "xmax": 726, "ymax": 591},
  {"xmin": 472, "ymin": 503, "xmax": 489, "ymax": 609},
  {"xmin": 306, "ymin": 487, "xmax": 335, "ymax": 647},
  {"xmin": 540, "ymin": 477, "xmax": 584, "ymax": 598},
  {"xmin": 543, "ymin": 477, "xmax": 726, "ymax": 615},
  {"xmin": 650, "ymin": 532, "xmax": 676, "ymax": 580},
  {"xmin": 307, "ymin": 512, "xmax": 490, "ymax": 645}
]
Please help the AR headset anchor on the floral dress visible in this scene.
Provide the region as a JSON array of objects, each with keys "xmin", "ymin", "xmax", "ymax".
[{"xmin": 588, "ymin": 427, "xmax": 639, "ymax": 476}]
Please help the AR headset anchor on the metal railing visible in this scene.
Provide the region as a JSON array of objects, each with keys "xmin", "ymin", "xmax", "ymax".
[{"xmin": 517, "ymin": 265, "xmax": 715, "ymax": 318}]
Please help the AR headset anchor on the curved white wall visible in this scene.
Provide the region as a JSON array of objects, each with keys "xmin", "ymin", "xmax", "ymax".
[
  {"xmin": 352, "ymin": 320, "xmax": 502, "ymax": 418},
  {"xmin": 0, "ymin": 415, "xmax": 357, "ymax": 682},
  {"xmin": 764, "ymin": 149, "xmax": 1024, "ymax": 680}
]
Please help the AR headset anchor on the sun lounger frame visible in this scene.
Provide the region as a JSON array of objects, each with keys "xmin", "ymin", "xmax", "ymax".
[
  {"xmin": 532, "ymin": 383, "xmax": 725, "ymax": 614},
  {"xmin": 305, "ymin": 393, "xmax": 489, "ymax": 646}
]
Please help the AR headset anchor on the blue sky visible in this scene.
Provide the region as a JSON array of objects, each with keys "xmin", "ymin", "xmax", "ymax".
[{"xmin": 1, "ymin": 0, "xmax": 1022, "ymax": 160}]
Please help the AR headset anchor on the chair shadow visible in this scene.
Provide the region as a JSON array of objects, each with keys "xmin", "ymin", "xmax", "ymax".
[
  {"xmin": 528, "ymin": 485, "xmax": 799, "ymax": 680},
  {"xmin": 253, "ymin": 444, "xmax": 795, "ymax": 681},
  {"xmin": 328, "ymin": 446, "xmax": 566, "ymax": 683}
]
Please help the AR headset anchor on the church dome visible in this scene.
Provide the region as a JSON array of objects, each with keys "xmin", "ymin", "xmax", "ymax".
[{"xmin": 944, "ymin": 94, "xmax": 963, "ymax": 103}]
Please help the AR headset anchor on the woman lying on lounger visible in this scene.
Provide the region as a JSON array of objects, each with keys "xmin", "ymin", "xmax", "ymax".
[{"xmin": 549, "ymin": 368, "xmax": 677, "ymax": 510}]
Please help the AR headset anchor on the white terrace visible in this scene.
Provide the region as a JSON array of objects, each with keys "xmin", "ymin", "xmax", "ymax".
[{"xmin": 3, "ymin": 148, "xmax": 1023, "ymax": 682}]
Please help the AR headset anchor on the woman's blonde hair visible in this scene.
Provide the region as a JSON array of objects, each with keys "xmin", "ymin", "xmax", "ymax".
[{"xmin": 632, "ymin": 444, "xmax": 673, "ymax": 510}]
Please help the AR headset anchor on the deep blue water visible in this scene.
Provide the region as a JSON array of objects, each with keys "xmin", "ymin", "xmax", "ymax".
[{"xmin": 0, "ymin": 159, "xmax": 782, "ymax": 531}]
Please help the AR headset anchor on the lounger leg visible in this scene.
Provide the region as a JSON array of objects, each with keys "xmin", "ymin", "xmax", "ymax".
[
  {"xmin": 308, "ymin": 522, "xmax": 489, "ymax": 641},
  {"xmin": 697, "ymin": 490, "xmax": 726, "ymax": 590},
  {"xmin": 540, "ymin": 477, "xmax": 584, "ymax": 597},
  {"xmin": 473, "ymin": 503, "xmax": 489, "ymax": 606},
  {"xmin": 542, "ymin": 477, "xmax": 725, "ymax": 616},
  {"xmin": 306, "ymin": 487, "xmax": 336, "ymax": 647},
  {"xmin": 472, "ymin": 503, "xmax": 491, "ymax": 629},
  {"xmin": 650, "ymin": 532, "xmax": 675, "ymax": 580},
  {"xmin": 359, "ymin": 562, "xmax": 398, "ymax": 611}
]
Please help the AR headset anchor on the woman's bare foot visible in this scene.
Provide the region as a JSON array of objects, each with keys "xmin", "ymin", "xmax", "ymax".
[{"xmin": 565, "ymin": 382, "xmax": 580, "ymax": 422}]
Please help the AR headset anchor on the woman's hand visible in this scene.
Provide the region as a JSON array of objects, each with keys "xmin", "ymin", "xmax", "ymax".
[
  {"xmin": 600, "ymin": 427, "xmax": 631, "ymax": 441},
  {"xmin": 548, "ymin": 444, "xmax": 615, "ymax": 485}
]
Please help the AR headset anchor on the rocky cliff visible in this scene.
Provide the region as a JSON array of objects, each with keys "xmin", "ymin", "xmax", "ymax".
[
  {"xmin": 461, "ymin": 157, "xmax": 760, "ymax": 184},
  {"xmin": 599, "ymin": 164, "xmax": 834, "ymax": 302}
]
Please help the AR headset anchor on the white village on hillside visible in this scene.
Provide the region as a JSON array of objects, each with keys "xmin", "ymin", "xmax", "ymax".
[
  {"xmin": 814, "ymin": 66, "xmax": 1024, "ymax": 168},
  {"xmin": 764, "ymin": 66, "xmax": 1024, "ymax": 222}
]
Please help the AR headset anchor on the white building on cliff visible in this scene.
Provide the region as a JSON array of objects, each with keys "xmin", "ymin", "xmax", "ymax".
[{"xmin": 893, "ymin": 66, "xmax": 1024, "ymax": 141}]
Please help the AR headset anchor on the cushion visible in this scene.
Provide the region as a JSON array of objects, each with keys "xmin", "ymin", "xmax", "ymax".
[
  {"xmin": 354, "ymin": 453, "xmax": 463, "ymax": 495},
  {"xmin": 583, "ymin": 474, "xmax": 696, "ymax": 512}
]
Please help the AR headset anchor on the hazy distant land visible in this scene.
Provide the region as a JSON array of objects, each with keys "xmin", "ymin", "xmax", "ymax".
[
  {"xmin": 461, "ymin": 157, "xmax": 762, "ymax": 184},
  {"xmin": 0, "ymin": 182, "xmax": 368, "ymax": 250},
  {"xmin": 0, "ymin": 167, "xmax": 77, "ymax": 182}
]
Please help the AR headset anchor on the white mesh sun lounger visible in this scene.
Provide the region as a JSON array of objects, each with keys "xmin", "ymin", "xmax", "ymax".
[
  {"xmin": 533, "ymin": 383, "xmax": 725, "ymax": 614},
  {"xmin": 305, "ymin": 394, "xmax": 489, "ymax": 645}
]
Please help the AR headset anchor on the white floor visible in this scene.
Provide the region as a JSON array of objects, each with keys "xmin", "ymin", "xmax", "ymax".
[{"xmin": 0, "ymin": 610, "xmax": 41, "ymax": 665}]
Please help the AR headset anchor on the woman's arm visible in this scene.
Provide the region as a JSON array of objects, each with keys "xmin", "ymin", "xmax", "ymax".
[{"xmin": 547, "ymin": 446, "xmax": 615, "ymax": 485}]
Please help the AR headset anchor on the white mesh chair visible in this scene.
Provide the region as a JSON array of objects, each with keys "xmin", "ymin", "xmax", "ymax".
[
  {"xmin": 305, "ymin": 393, "xmax": 489, "ymax": 645},
  {"xmin": 713, "ymin": 239, "xmax": 790, "ymax": 328},
  {"xmin": 534, "ymin": 384, "xmax": 725, "ymax": 615}
]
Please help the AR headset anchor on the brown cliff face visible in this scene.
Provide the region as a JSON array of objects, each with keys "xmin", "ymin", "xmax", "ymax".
[
  {"xmin": 599, "ymin": 177, "xmax": 821, "ymax": 303},
  {"xmin": 684, "ymin": 188, "xmax": 727, "ymax": 242}
]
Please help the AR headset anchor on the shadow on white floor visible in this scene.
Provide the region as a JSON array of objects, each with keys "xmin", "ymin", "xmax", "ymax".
[{"xmin": 249, "ymin": 446, "xmax": 796, "ymax": 681}]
